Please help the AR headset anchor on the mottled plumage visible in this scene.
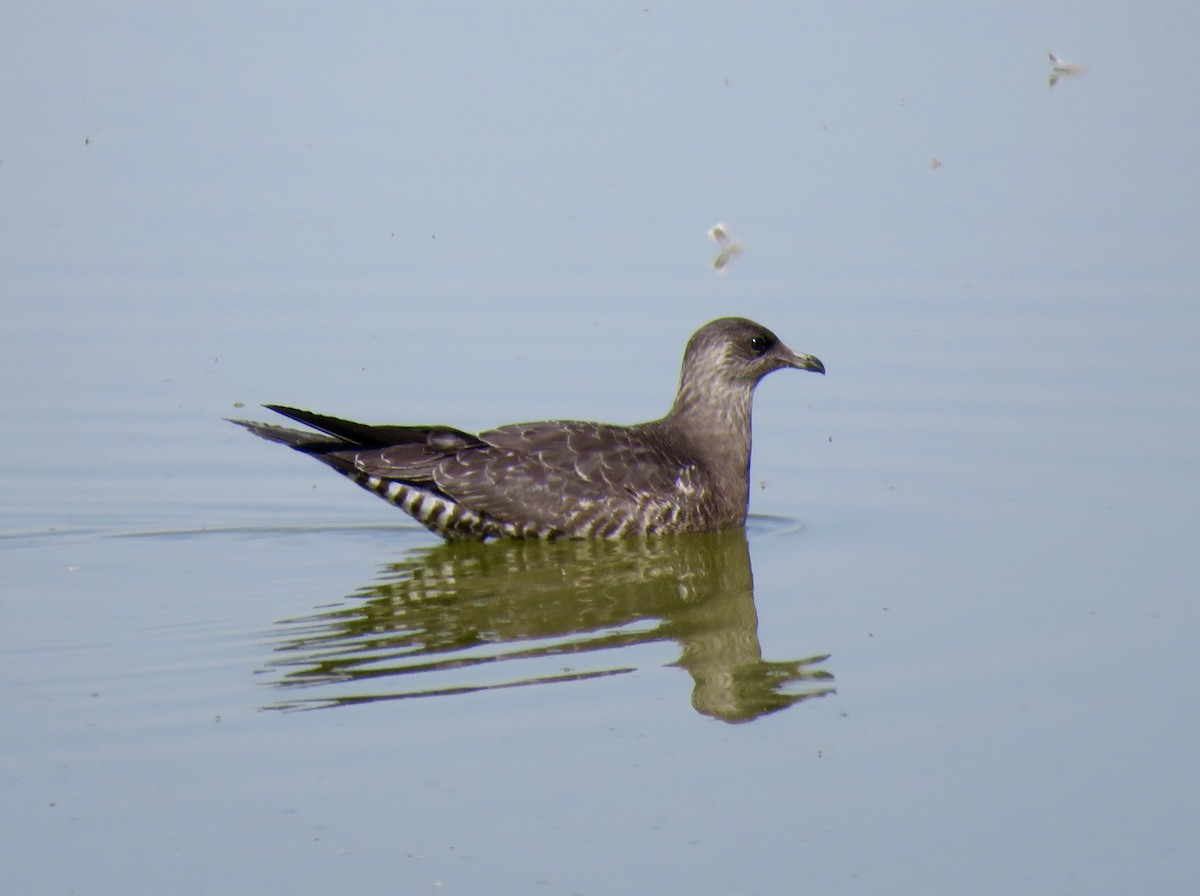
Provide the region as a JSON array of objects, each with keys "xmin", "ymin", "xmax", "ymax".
[{"xmin": 229, "ymin": 317, "xmax": 824, "ymax": 540}]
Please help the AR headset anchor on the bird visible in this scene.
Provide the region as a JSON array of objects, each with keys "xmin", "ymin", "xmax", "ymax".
[{"xmin": 228, "ymin": 316, "xmax": 824, "ymax": 541}]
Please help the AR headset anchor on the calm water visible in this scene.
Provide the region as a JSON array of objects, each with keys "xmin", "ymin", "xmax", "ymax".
[{"xmin": 4, "ymin": 4, "xmax": 1200, "ymax": 895}]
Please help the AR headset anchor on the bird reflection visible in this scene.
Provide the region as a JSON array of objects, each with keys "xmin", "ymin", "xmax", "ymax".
[{"xmin": 261, "ymin": 530, "xmax": 834, "ymax": 722}]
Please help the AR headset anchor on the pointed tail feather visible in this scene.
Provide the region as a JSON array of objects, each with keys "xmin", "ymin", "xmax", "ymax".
[
  {"xmin": 226, "ymin": 415, "xmax": 368, "ymax": 480},
  {"xmin": 226, "ymin": 417, "xmax": 340, "ymax": 450}
]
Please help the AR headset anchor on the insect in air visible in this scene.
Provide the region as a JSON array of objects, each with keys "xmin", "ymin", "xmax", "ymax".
[
  {"xmin": 707, "ymin": 223, "xmax": 745, "ymax": 272},
  {"xmin": 1047, "ymin": 50, "xmax": 1086, "ymax": 88}
]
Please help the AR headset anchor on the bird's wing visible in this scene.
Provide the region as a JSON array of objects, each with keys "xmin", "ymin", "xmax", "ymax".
[
  {"xmin": 265, "ymin": 405, "xmax": 481, "ymax": 452},
  {"xmin": 352, "ymin": 429, "xmax": 493, "ymax": 482},
  {"xmin": 261, "ymin": 405, "xmax": 490, "ymax": 483},
  {"xmin": 429, "ymin": 422, "xmax": 691, "ymax": 533}
]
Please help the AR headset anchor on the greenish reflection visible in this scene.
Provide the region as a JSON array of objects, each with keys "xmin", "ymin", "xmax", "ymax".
[{"xmin": 262, "ymin": 530, "xmax": 834, "ymax": 722}]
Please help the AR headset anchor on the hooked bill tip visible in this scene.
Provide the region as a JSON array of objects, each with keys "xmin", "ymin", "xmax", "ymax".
[{"xmin": 793, "ymin": 353, "xmax": 825, "ymax": 375}]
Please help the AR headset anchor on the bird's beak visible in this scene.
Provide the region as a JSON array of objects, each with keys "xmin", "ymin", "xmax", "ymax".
[{"xmin": 784, "ymin": 349, "xmax": 825, "ymax": 375}]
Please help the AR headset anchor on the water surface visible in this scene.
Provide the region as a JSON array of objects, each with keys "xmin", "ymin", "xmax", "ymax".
[{"xmin": 3, "ymin": 3, "xmax": 1199, "ymax": 895}]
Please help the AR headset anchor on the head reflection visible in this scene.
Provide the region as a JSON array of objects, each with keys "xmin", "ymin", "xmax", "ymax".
[{"xmin": 263, "ymin": 530, "xmax": 833, "ymax": 723}]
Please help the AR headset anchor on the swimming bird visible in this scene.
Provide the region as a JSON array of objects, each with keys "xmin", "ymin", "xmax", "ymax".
[{"xmin": 228, "ymin": 316, "xmax": 824, "ymax": 540}]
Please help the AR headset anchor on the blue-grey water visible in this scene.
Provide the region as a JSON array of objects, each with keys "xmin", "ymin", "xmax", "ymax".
[{"xmin": 3, "ymin": 3, "xmax": 1199, "ymax": 894}]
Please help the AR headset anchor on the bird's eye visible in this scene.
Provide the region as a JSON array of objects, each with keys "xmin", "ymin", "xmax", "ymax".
[{"xmin": 748, "ymin": 335, "xmax": 772, "ymax": 356}]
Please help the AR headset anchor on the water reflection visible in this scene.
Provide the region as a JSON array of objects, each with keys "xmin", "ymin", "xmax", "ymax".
[{"xmin": 262, "ymin": 530, "xmax": 834, "ymax": 722}]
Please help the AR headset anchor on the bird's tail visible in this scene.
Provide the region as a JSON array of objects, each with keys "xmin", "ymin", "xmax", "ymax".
[
  {"xmin": 226, "ymin": 417, "xmax": 326, "ymax": 449},
  {"xmin": 226, "ymin": 415, "xmax": 367, "ymax": 482}
]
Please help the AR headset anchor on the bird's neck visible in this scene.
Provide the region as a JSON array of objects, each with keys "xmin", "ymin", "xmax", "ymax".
[{"xmin": 667, "ymin": 380, "xmax": 755, "ymax": 501}]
